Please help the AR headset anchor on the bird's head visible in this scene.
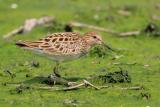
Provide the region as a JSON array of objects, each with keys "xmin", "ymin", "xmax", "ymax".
[
  {"xmin": 83, "ymin": 32, "xmax": 115, "ymax": 51},
  {"xmin": 83, "ymin": 32, "xmax": 102, "ymax": 46}
]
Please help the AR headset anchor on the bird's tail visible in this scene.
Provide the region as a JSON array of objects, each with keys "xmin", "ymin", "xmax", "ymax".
[
  {"xmin": 16, "ymin": 40, "xmax": 30, "ymax": 48},
  {"xmin": 15, "ymin": 40, "xmax": 42, "ymax": 48}
]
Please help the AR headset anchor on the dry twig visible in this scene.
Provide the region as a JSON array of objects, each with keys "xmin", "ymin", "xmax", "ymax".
[
  {"xmin": 70, "ymin": 21, "xmax": 117, "ymax": 34},
  {"xmin": 112, "ymin": 62, "xmax": 137, "ymax": 65},
  {"xmin": 4, "ymin": 82, "xmax": 142, "ymax": 91},
  {"xmin": 38, "ymin": 79, "xmax": 100, "ymax": 91},
  {"xmin": 119, "ymin": 86, "xmax": 142, "ymax": 90},
  {"xmin": 3, "ymin": 16, "xmax": 54, "ymax": 39},
  {"xmin": 70, "ymin": 21, "xmax": 140, "ymax": 37}
]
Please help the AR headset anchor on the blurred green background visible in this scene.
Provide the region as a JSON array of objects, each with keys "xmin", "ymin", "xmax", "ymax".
[{"xmin": 0, "ymin": 0, "xmax": 160, "ymax": 107}]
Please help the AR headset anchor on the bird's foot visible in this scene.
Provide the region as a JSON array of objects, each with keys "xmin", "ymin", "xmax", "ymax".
[{"xmin": 47, "ymin": 74, "xmax": 58, "ymax": 85}]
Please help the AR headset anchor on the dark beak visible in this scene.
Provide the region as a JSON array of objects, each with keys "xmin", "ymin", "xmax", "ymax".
[{"xmin": 102, "ymin": 42, "xmax": 115, "ymax": 51}]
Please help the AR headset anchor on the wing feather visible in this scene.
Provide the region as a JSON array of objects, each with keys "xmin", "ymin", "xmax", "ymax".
[{"xmin": 16, "ymin": 32, "xmax": 87, "ymax": 55}]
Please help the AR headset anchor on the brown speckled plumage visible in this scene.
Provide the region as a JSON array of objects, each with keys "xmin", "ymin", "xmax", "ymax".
[{"xmin": 16, "ymin": 32, "xmax": 102, "ymax": 62}]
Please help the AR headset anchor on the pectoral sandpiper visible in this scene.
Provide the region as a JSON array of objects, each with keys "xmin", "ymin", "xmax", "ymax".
[{"xmin": 16, "ymin": 32, "xmax": 111, "ymax": 77}]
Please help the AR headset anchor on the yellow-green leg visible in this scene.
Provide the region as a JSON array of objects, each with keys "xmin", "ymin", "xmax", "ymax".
[{"xmin": 53, "ymin": 62, "xmax": 61, "ymax": 77}]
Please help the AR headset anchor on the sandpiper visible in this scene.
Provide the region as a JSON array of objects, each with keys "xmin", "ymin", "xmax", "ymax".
[{"xmin": 16, "ymin": 32, "xmax": 111, "ymax": 77}]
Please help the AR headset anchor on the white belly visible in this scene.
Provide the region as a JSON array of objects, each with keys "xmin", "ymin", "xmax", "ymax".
[{"xmin": 25, "ymin": 48, "xmax": 86, "ymax": 62}]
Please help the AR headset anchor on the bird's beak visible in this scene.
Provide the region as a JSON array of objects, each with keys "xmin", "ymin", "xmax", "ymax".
[{"xmin": 101, "ymin": 41, "xmax": 115, "ymax": 51}]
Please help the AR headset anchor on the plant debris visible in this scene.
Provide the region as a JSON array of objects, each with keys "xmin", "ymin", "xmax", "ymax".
[
  {"xmin": 9, "ymin": 84, "xmax": 31, "ymax": 94},
  {"xmin": 100, "ymin": 69, "xmax": 131, "ymax": 83},
  {"xmin": 3, "ymin": 16, "xmax": 54, "ymax": 39},
  {"xmin": 31, "ymin": 60, "xmax": 40, "ymax": 68},
  {"xmin": 3, "ymin": 69, "xmax": 16, "ymax": 78},
  {"xmin": 117, "ymin": 9, "xmax": 132, "ymax": 17},
  {"xmin": 89, "ymin": 45, "xmax": 110, "ymax": 58},
  {"xmin": 91, "ymin": 69, "xmax": 131, "ymax": 84},
  {"xmin": 25, "ymin": 73, "xmax": 32, "ymax": 78},
  {"xmin": 64, "ymin": 24, "xmax": 73, "ymax": 32},
  {"xmin": 139, "ymin": 92, "xmax": 151, "ymax": 100},
  {"xmin": 63, "ymin": 99, "xmax": 79, "ymax": 107},
  {"xmin": 44, "ymin": 74, "xmax": 69, "ymax": 86},
  {"xmin": 143, "ymin": 22, "xmax": 160, "ymax": 37}
]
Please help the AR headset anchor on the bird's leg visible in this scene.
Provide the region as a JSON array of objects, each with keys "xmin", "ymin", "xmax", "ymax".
[
  {"xmin": 47, "ymin": 62, "xmax": 62, "ymax": 85},
  {"xmin": 53, "ymin": 62, "xmax": 61, "ymax": 77},
  {"xmin": 47, "ymin": 62, "xmax": 78, "ymax": 86}
]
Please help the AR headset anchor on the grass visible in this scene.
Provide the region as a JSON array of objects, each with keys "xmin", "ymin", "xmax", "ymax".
[{"xmin": 0, "ymin": 0, "xmax": 160, "ymax": 107}]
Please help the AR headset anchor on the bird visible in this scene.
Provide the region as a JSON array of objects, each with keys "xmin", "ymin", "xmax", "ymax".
[{"xmin": 16, "ymin": 32, "xmax": 112, "ymax": 77}]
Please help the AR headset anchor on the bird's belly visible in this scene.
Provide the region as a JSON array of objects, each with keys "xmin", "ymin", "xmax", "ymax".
[
  {"xmin": 26, "ymin": 48, "xmax": 86, "ymax": 62},
  {"xmin": 48, "ymin": 53, "xmax": 85, "ymax": 62}
]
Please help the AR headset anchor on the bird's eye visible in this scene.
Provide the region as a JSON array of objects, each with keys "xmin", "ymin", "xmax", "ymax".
[{"xmin": 93, "ymin": 36, "xmax": 97, "ymax": 39}]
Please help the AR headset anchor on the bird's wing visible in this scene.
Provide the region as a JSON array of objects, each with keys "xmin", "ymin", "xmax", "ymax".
[{"xmin": 16, "ymin": 32, "xmax": 87, "ymax": 55}]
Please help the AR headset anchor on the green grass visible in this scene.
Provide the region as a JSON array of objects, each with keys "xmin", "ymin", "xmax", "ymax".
[{"xmin": 0, "ymin": 0, "xmax": 160, "ymax": 107}]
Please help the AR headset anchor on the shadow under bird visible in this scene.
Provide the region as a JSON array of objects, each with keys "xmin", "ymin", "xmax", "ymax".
[{"xmin": 16, "ymin": 32, "xmax": 113, "ymax": 77}]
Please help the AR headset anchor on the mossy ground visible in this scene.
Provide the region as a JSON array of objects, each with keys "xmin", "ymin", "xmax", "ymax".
[{"xmin": 0, "ymin": 0, "xmax": 160, "ymax": 107}]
